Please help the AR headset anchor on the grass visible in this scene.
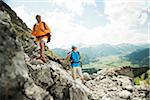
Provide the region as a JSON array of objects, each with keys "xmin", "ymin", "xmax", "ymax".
[
  {"xmin": 83, "ymin": 55, "xmax": 138, "ymax": 69},
  {"xmin": 134, "ymin": 69, "xmax": 150, "ymax": 85}
]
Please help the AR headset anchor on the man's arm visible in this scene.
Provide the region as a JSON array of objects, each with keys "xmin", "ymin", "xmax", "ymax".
[
  {"xmin": 65, "ymin": 52, "xmax": 72, "ymax": 62},
  {"xmin": 65, "ymin": 55, "xmax": 70, "ymax": 60}
]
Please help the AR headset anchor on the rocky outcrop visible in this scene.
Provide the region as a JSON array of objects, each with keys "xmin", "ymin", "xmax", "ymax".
[
  {"xmin": 25, "ymin": 56, "xmax": 90, "ymax": 100},
  {"xmin": 0, "ymin": 1, "xmax": 90, "ymax": 100},
  {"xmin": 0, "ymin": 2, "xmax": 29, "ymax": 99},
  {"xmin": 85, "ymin": 67, "xmax": 150, "ymax": 100}
]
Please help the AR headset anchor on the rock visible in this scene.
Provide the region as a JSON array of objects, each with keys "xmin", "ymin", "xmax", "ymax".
[
  {"xmin": 30, "ymin": 59, "xmax": 44, "ymax": 65},
  {"xmin": 0, "ymin": 1, "xmax": 91, "ymax": 100},
  {"xmin": 69, "ymin": 84, "xmax": 89, "ymax": 100},
  {"xmin": 112, "ymin": 75, "xmax": 134, "ymax": 91},
  {"xmin": 139, "ymin": 81, "xmax": 150, "ymax": 90},
  {"xmin": 0, "ymin": 10, "xmax": 11, "ymax": 23},
  {"xmin": 83, "ymin": 72, "xmax": 92, "ymax": 81},
  {"xmin": 118, "ymin": 90, "xmax": 131, "ymax": 99},
  {"xmin": 101, "ymin": 96, "xmax": 112, "ymax": 100},
  {"xmin": 27, "ymin": 61, "xmax": 90, "ymax": 100},
  {"xmin": 85, "ymin": 67, "xmax": 150, "ymax": 100},
  {"xmin": 24, "ymin": 81, "xmax": 54, "ymax": 100},
  {"xmin": 0, "ymin": 6, "xmax": 29, "ymax": 99},
  {"xmin": 90, "ymin": 74, "xmax": 97, "ymax": 80},
  {"xmin": 132, "ymin": 97, "xmax": 144, "ymax": 100}
]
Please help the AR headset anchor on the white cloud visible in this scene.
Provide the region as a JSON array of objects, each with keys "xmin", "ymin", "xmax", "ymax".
[
  {"xmin": 104, "ymin": 0, "xmax": 149, "ymax": 30},
  {"xmin": 11, "ymin": 0, "xmax": 149, "ymax": 49},
  {"xmin": 48, "ymin": 0, "xmax": 96, "ymax": 16},
  {"xmin": 82, "ymin": 0, "xmax": 96, "ymax": 6},
  {"xmin": 13, "ymin": 5, "xmax": 35, "ymax": 28},
  {"xmin": 140, "ymin": 12, "xmax": 148, "ymax": 24}
]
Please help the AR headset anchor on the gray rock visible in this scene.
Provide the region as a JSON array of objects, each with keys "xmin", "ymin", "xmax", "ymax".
[
  {"xmin": 83, "ymin": 72, "xmax": 92, "ymax": 81},
  {"xmin": 85, "ymin": 67, "xmax": 150, "ymax": 100},
  {"xmin": 24, "ymin": 81, "xmax": 53, "ymax": 100},
  {"xmin": 30, "ymin": 59, "xmax": 44, "ymax": 65},
  {"xmin": 0, "ymin": 9, "xmax": 28, "ymax": 99},
  {"xmin": 118, "ymin": 90, "xmax": 131, "ymax": 99},
  {"xmin": 27, "ymin": 61, "xmax": 90, "ymax": 100},
  {"xmin": 112, "ymin": 75, "xmax": 134, "ymax": 91}
]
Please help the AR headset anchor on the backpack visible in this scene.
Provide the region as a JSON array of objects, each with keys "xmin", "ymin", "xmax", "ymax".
[
  {"xmin": 34, "ymin": 22, "xmax": 51, "ymax": 43},
  {"xmin": 33, "ymin": 22, "xmax": 46, "ymax": 30},
  {"xmin": 70, "ymin": 51, "xmax": 81, "ymax": 63},
  {"xmin": 70, "ymin": 51, "xmax": 82, "ymax": 67}
]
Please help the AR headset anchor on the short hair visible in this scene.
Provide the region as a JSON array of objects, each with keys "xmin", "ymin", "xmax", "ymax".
[
  {"xmin": 36, "ymin": 15, "xmax": 41, "ymax": 19},
  {"xmin": 72, "ymin": 46, "xmax": 77, "ymax": 50}
]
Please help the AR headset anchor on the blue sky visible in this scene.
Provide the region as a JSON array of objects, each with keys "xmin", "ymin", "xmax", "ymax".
[{"xmin": 5, "ymin": 0, "xmax": 150, "ymax": 48}]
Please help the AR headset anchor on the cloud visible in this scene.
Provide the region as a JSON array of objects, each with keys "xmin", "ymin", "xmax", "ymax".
[
  {"xmin": 104, "ymin": 0, "xmax": 149, "ymax": 31},
  {"xmin": 11, "ymin": 0, "xmax": 149, "ymax": 49},
  {"xmin": 48, "ymin": 0, "xmax": 96, "ymax": 16},
  {"xmin": 12, "ymin": 5, "xmax": 35, "ymax": 28}
]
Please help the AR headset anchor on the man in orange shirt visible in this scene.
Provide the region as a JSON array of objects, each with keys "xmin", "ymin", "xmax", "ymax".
[{"xmin": 32, "ymin": 15, "xmax": 51, "ymax": 62}]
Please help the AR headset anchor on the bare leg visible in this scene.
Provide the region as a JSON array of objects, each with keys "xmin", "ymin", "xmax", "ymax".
[
  {"xmin": 72, "ymin": 67, "xmax": 77, "ymax": 80},
  {"xmin": 40, "ymin": 41, "xmax": 46, "ymax": 62},
  {"xmin": 81, "ymin": 76, "xmax": 84, "ymax": 83},
  {"xmin": 73, "ymin": 73, "xmax": 77, "ymax": 80},
  {"xmin": 77, "ymin": 67, "xmax": 84, "ymax": 83}
]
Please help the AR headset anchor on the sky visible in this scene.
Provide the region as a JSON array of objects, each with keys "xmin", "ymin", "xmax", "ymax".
[{"xmin": 5, "ymin": 0, "xmax": 150, "ymax": 49}]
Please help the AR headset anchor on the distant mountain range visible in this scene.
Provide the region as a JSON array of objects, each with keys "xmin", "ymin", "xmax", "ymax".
[
  {"xmin": 126, "ymin": 48, "xmax": 149, "ymax": 66},
  {"xmin": 52, "ymin": 43, "xmax": 149, "ymax": 66}
]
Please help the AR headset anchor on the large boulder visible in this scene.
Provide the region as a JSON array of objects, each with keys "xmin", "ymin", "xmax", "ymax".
[
  {"xmin": 83, "ymin": 72, "xmax": 92, "ymax": 81},
  {"xmin": 0, "ymin": 7, "xmax": 28, "ymax": 99},
  {"xmin": 26, "ymin": 60, "xmax": 90, "ymax": 100}
]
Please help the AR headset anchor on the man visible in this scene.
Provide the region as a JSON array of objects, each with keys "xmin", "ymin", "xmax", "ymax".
[
  {"xmin": 32, "ymin": 15, "xmax": 51, "ymax": 62},
  {"xmin": 66, "ymin": 46, "xmax": 84, "ymax": 83}
]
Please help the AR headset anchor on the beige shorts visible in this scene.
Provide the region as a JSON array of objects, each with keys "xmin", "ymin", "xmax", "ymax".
[
  {"xmin": 72, "ymin": 67, "xmax": 83, "ymax": 77},
  {"xmin": 35, "ymin": 36, "xmax": 48, "ymax": 43},
  {"xmin": 35, "ymin": 36, "xmax": 48, "ymax": 49}
]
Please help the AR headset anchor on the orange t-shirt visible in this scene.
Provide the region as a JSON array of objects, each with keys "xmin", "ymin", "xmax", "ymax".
[{"xmin": 32, "ymin": 22, "xmax": 51, "ymax": 37}]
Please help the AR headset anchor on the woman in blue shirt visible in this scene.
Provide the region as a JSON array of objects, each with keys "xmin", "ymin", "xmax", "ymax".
[{"xmin": 66, "ymin": 46, "xmax": 84, "ymax": 83}]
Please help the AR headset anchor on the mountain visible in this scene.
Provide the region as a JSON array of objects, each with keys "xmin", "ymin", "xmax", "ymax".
[
  {"xmin": 53, "ymin": 43, "xmax": 149, "ymax": 65},
  {"xmin": 53, "ymin": 44, "xmax": 122, "ymax": 64},
  {"xmin": 126, "ymin": 48, "xmax": 150, "ymax": 66},
  {"xmin": 79, "ymin": 43, "xmax": 121, "ymax": 59},
  {"xmin": 52, "ymin": 48, "xmax": 69, "ymax": 57},
  {"xmin": 115, "ymin": 43, "xmax": 141, "ymax": 54}
]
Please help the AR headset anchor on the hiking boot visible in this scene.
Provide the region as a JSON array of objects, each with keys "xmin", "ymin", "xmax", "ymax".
[
  {"xmin": 40, "ymin": 56, "xmax": 47, "ymax": 63},
  {"xmin": 36, "ymin": 56, "xmax": 46, "ymax": 63}
]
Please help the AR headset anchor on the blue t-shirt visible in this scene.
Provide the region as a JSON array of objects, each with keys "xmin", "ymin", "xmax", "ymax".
[{"xmin": 70, "ymin": 51, "xmax": 81, "ymax": 67}]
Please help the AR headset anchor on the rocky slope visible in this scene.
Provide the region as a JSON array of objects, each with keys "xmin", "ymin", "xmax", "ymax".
[
  {"xmin": 85, "ymin": 67, "xmax": 150, "ymax": 100},
  {"xmin": 0, "ymin": 1, "xmax": 150, "ymax": 100},
  {"xmin": 0, "ymin": 1, "xmax": 90, "ymax": 100}
]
